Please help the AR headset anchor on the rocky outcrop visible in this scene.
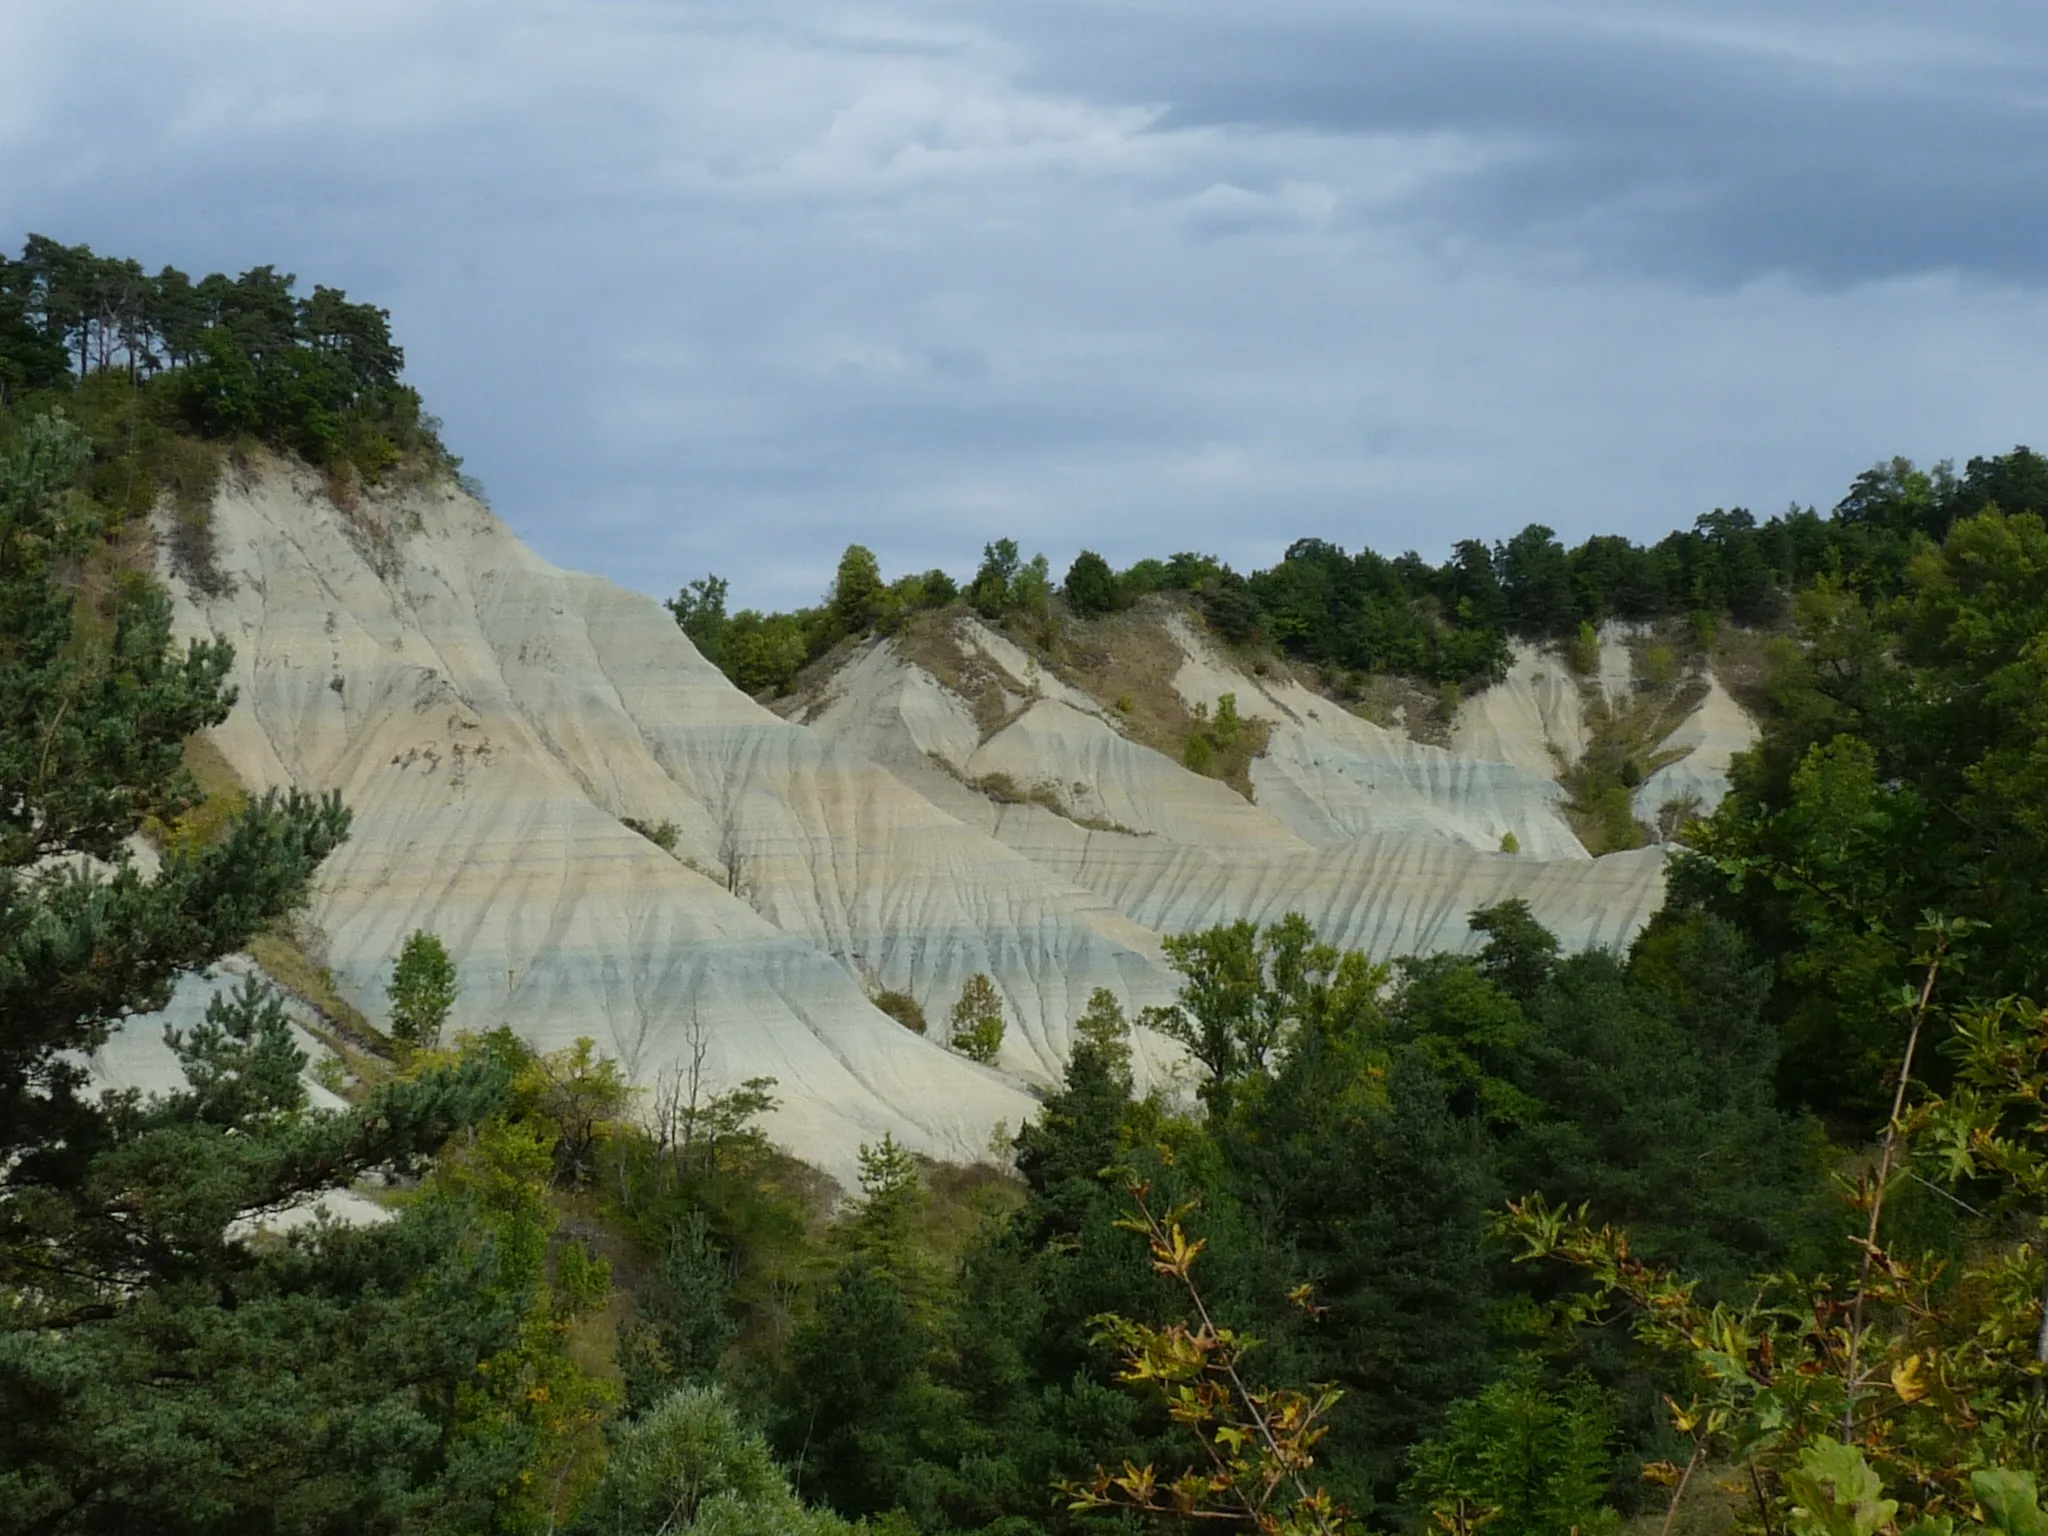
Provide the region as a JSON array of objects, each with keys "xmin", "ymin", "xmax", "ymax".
[{"xmin": 130, "ymin": 465, "xmax": 1751, "ymax": 1177}]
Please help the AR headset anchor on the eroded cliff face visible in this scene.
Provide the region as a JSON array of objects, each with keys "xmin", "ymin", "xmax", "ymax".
[{"xmin": 128, "ymin": 465, "xmax": 1752, "ymax": 1177}]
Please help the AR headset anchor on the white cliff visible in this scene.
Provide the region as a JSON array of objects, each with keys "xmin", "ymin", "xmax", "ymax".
[{"xmin": 128, "ymin": 464, "xmax": 1751, "ymax": 1177}]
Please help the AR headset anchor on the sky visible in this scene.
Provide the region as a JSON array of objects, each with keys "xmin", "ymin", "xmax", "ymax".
[{"xmin": 5, "ymin": 0, "xmax": 2046, "ymax": 609}]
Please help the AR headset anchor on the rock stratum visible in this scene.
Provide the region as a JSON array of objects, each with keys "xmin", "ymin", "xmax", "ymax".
[{"xmin": 123, "ymin": 467, "xmax": 1752, "ymax": 1179}]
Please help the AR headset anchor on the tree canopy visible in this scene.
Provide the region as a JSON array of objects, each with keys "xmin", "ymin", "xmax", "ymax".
[
  {"xmin": 1, "ymin": 234, "xmax": 445, "ymax": 481},
  {"xmin": 671, "ymin": 448, "xmax": 2048, "ymax": 703}
]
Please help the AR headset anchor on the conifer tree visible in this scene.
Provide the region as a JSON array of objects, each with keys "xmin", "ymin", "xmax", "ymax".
[
  {"xmin": 948, "ymin": 972, "xmax": 1007, "ymax": 1063},
  {"xmin": 0, "ymin": 414, "xmax": 522, "ymax": 1531}
]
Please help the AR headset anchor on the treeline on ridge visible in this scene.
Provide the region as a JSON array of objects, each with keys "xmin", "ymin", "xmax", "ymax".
[
  {"xmin": 672, "ymin": 448, "xmax": 2048, "ymax": 697},
  {"xmin": 0, "ymin": 233, "xmax": 447, "ymax": 505}
]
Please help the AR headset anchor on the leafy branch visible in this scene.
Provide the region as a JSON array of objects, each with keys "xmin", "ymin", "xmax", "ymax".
[{"xmin": 1063, "ymin": 1176, "xmax": 1358, "ymax": 1535}]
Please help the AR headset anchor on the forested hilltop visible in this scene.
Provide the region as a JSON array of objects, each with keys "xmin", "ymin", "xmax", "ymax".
[
  {"xmin": 12, "ymin": 235, "xmax": 2048, "ymax": 1535},
  {"xmin": 669, "ymin": 448, "xmax": 2048, "ymax": 699},
  {"xmin": 0, "ymin": 235, "xmax": 450, "ymax": 551}
]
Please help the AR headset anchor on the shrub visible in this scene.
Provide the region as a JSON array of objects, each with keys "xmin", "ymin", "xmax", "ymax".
[
  {"xmin": 828, "ymin": 544, "xmax": 886, "ymax": 638},
  {"xmin": 969, "ymin": 539, "xmax": 1020, "ymax": 616},
  {"xmin": 1564, "ymin": 620, "xmax": 1600, "ymax": 677},
  {"xmin": 873, "ymin": 989, "xmax": 927, "ymax": 1035},
  {"xmin": 570, "ymin": 1385, "xmax": 854, "ymax": 1535},
  {"xmin": 623, "ymin": 816, "xmax": 680, "ymax": 854},
  {"xmin": 1011, "ymin": 554, "xmax": 1053, "ymax": 622},
  {"xmin": 1212, "ymin": 692, "xmax": 1242, "ymax": 749},
  {"xmin": 1403, "ymin": 1363, "xmax": 1619, "ymax": 1536}
]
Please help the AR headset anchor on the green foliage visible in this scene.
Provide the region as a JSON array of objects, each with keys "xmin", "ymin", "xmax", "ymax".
[
  {"xmin": 387, "ymin": 927, "xmax": 457, "ymax": 1048},
  {"xmin": 1783, "ymin": 1442, "xmax": 1897, "ymax": 1536},
  {"xmin": 572, "ymin": 1385, "xmax": 854, "ymax": 1535},
  {"xmin": 1970, "ymin": 1470, "xmax": 2048, "ymax": 1536},
  {"xmin": 970, "ymin": 538, "xmax": 1022, "ymax": 616},
  {"xmin": 513, "ymin": 1037, "xmax": 634, "ymax": 1188},
  {"xmin": 1068, "ymin": 1181, "xmax": 1360, "ymax": 1535},
  {"xmin": 1564, "ymin": 619, "xmax": 1601, "ymax": 676},
  {"xmin": 1469, "ymin": 897, "xmax": 1560, "ymax": 1005},
  {"xmin": 1502, "ymin": 936, "xmax": 2048, "ymax": 1530},
  {"xmin": 0, "ymin": 408, "xmax": 599, "ymax": 1531},
  {"xmin": 1678, "ymin": 495, "xmax": 2048, "ymax": 1122},
  {"xmin": 605, "ymin": 1070, "xmax": 810, "ymax": 1416},
  {"xmin": 623, "ymin": 816, "xmax": 680, "ymax": 854},
  {"xmin": 1011, "ymin": 552, "xmax": 1053, "ymax": 622},
  {"xmin": 718, "ymin": 608, "xmax": 811, "ymax": 695},
  {"xmin": 658, "ymin": 444, "xmax": 2048, "ymax": 717},
  {"xmin": 828, "ymin": 544, "xmax": 886, "ymax": 638},
  {"xmin": 667, "ymin": 574, "xmax": 730, "ymax": 663},
  {"xmin": 872, "ymin": 988, "xmax": 926, "ymax": 1034},
  {"xmin": 414, "ymin": 1074, "xmax": 623, "ymax": 1528},
  {"xmin": 1073, "ymin": 986, "xmax": 1134, "ymax": 1085},
  {"xmin": 949, "ymin": 972, "xmax": 1007, "ymax": 1063},
  {"xmin": 1142, "ymin": 914, "xmax": 1383, "ymax": 1111},
  {"xmin": 846, "ymin": 1133, "xmax": 928, "ymax": 1280},
  {"xmin": 1176, "ymin": 692, "xmax": 1272, "ymax": 790},
  {"xmin": 1213, "ymin": 690, "xmax": 1243, "ymax": 748},
  {"xmin": 620, "ymin": 1211, "xmax": 737, "ymax": 1409},
  {"xmin": 1, "ymin": 235, "xmax": 445, "ymax": 479},
  {"xmin": 670, "ymin": 545, "xmax": 964, "ymax": 694},
  {"xmin": 1064, "ymin": 549, "xmax": 1123, "ymax": 615},
  {"xmin": 1402, "ymin": 1362, "xmax": 1619, "ymax": 1536}
]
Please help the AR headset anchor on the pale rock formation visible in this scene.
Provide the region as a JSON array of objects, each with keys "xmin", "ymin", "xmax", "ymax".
[
  {"xmin": 801, "ymin": 612, "xmax": 1665, "ymax": 965},
  {"xmin": 1633, "ymin": 673, "xmax": 1759, "ymax": 832},
  {"xmin": 100, "ymin": 464, "xmax": 1731, "ymax": 1178},
  {"xmin": 1164, "ymin": 616, "xmax": 1589, "ymax": 860},
  {"xmin": 1451, "ymin": 642, "xmax": 1588, "ymax": 784},
  {"xmin": 151, "ymin": 466, "xmax": 1171, "ymax": 1178}
]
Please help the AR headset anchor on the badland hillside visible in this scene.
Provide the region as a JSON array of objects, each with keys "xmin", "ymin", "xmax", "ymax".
[{"xmin": 12, "ymin": 238, "xmax": 2048, "ymax": 1533}]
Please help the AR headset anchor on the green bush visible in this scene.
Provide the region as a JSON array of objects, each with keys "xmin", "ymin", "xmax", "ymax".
[
  {"xmin": 1564, "ymin": 620, "xmax": 1601, "ymax": 677},
  {"xmin": 873, "ymin": 989, "xmax": 926, "ymax": 1035},
  {"xmin": 571, "ymin": 1385, "xmax": 855, "ymax": 1535},
  {"xmin": 1403, "ymin": 1363, "xmax": 1619, "ymax": 1536},
  {"xmin": 387, "ymin": 929, "xmax": 457, "ymax": 1048}
]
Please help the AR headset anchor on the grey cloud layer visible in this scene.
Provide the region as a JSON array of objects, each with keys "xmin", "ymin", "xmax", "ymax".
[{"xmin": 3, "ymin": 0, "xmax": 2044, "ymax": 607}]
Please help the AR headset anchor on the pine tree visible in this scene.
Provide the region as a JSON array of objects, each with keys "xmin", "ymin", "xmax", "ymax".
[{"xmin": 0, "ymin": 414, "xmax": 524, "ymax": 1531}]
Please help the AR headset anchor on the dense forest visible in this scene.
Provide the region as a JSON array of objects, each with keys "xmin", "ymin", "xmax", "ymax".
[
  {"xmin": 10, "ymin": 238, "xmax": 2048, "ymax": 1534},
  {"xmin": 669, "ymin": 451, "xmax": 2048, "ymax": 699}
]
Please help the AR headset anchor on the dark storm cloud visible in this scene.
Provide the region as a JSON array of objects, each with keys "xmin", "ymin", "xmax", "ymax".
[
  {"xmin": 3, "ymin": 1, "xmax": 2046, "ymax": 608},
  {"xmin": 1008, "ymin": 0, "xmax": 2048, "ymax": 286}
]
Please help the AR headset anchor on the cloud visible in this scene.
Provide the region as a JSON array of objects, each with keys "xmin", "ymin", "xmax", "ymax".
[{"xmin": 3, "ymin": 0, "xmax": 2046, "ymax": 609}]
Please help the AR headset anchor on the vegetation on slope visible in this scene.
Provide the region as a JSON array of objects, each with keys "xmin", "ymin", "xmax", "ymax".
[
  {"xmin": 15, "ymin": 231, "xmax": 2048, "ymax": 1532},
  {"xmin": 670, "ymin": 451, "xmax": 2048, "ymax": 707},
  {"xmin": 0, "ymin": 234, "xmax": 456, "ymax": 594}
]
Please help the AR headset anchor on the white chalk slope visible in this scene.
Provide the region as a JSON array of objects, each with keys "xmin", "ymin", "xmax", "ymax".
[{"xmin": 138, "ymin": 467, "xmax": 1750, "ymax": 1175}]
